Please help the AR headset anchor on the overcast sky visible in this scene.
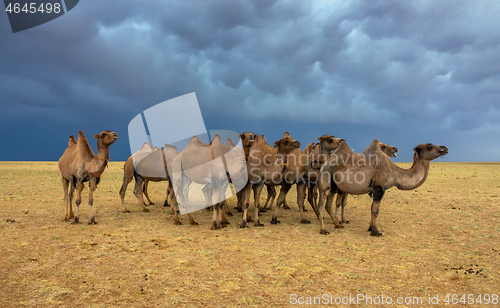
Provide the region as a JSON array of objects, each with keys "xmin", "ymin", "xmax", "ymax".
[{"xmin": 1, "ymin": 0, "xmax": 499, "ymax": 162}]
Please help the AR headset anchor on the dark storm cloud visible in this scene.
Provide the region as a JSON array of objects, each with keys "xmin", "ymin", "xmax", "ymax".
[{"xmin": 1, "ymin": 0, "xmax": 499, "ymax": 161}]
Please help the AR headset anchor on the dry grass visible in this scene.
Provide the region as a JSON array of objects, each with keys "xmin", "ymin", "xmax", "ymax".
[{"xmin": 1, "ymin": 161, "xmax": 499, "ymax": 307}]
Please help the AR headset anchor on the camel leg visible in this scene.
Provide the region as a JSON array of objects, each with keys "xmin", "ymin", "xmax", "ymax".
[
  {"xmin": 261, "ymin": 185, "xmax": 275, "ymax": 212},
  {"xmin": 283, "ymin": 194, "xmax": 291, "ymax": 210},
  {"xmin": 68, "ymin": 181, "xmax": 75, "ymax": 219},
  {"xmin": 133, "ymin": 174, "xmax": 149, "ymax": 212},
  {"xmin": 235, "ymin": 190, "xmax": 244, "ymax": 212},
  {"xmin": 202, "ymin": 184, "xmax": 212, "ymax": 210},
  {"xmin": 326, "ymin": 191, "xmax": 343, "ymax": 228},
  {"xmin": 165, "ymin": 182, "xmax": 175, "ymax": 207},
  {"xmin": 172, "ymin": 194, "xmax": 182, "ymax": 225},
  {"xmin": 61, "ymin": 177, "xmax": 70, "ymax": 221},
  {"xmin": 253, "ymin": 182, "xmax": 265, "ymax": 226},
  {"xmin": 210, "ymin": 200, "xmax": 220, "ymax": 230},
  {"xmin": 143, "ymin": 180, "xmax": 154, "ymax": 205},
  {"xmin": 221, "ymin": 205, "xmax": 230, "ymax": 225},
  {"xmin": 87, "ymin": 178, "xmax": 98, "ymax": 224},
  {"xmin": 340, "ymin": 192, "xmax": 349, "ymax": 223},
  {"xmin": 119, "ymin": 172, "xmax": 132, "ymax": 213},
  {"xmin": 297, "ymin": 182, "xmax": 309, "ymax": 224},
  {"xmin": 188, "ymin": 213, "xmax": 198, "ymax": 225},
  {"xmin": 72, "ymin": 182, "xmax": 84, "ymax": 224},
  {"xmin": 368, "ymin": 186, "xmax": 384, "ymax": 236},
  {"xmin": 211, "ymin": 180, "xmax": 224, "ymax": 230},
  {"xmin": 318, "ymin": 188, "xmax": 329, "ymax": 235},
  {"xmin": 223, "ymin": 200, "xmax": 232, "ymax": 216},
  {"xmin": 307, "ymin": 183, "xmax": 319, "ymax": 218},
  {"xmin": 272, "ymin": 182, "xmax": 291, "ymax": 224},
  {"xmin": 240, "ymin": 182, "xmax": 252, "ymax": 228},
  {"xmin": 163, "ymin": 183, "xmax": 170, "ymax": 207}
]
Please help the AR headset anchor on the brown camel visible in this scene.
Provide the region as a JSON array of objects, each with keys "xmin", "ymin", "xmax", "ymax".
[
  {"xmin": 270, "ymin": 135, "xmax": 344, "ymax": 225},
  {"xmin": 328, "ymin": 142, "xmax": 399, "ymax": 225},
  {"xmin": 317, "ymin": 139, "xmax": 448, "ymax": 236},
  {"xmin": 58, "ymin": 130, "xmax": 118, "ymax": 224},
  {"xmin": 241, "ymin": 132, "xmax": 301, "ymax": 228},
  {"xmin": 171, "ymin": 134, "xmax": 247, "ymax": 229}
]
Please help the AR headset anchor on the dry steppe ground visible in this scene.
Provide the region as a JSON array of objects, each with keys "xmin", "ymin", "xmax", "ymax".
[{"xmin": 1, "ymin": 161, "xmax": 499, "ymax": 307}]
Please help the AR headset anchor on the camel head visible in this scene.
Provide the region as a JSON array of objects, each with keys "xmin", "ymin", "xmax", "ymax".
[
  {"xmin": 413, "ymin": 143, "xmax": 448, "ymax": 161},
  {"xmin": 239, "ymin": 132, "xmax": 257, "ymax": 148},
  {"xmin": 273, "ymin": 132, "xmax": 301, "ymax": 154},
  {"xmin": 318, "ymin": 135, "xmax": 344, "ymax": 152},
  {"xmin": 94, "ymin": 130, "xmax": 118, "ymax": 146},
  {"xmin": 380, "ymin": 143, "xmax": 398, "ymax": 157}
]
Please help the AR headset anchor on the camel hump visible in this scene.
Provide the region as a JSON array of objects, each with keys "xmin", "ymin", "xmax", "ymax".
[
  {"xmin": 68, "ymin": 135, "xmax": 77, "ymax": 147},
  {"xmin": 212, "ymin": 134, "xmax": 222, "ymax": 143},
  {"xmin": 141, "ymin": 142, "xmax": 153, "ymax": 150},
  {"xmin": 76, "ymin": 131, "xmax": 94, "ymax": 157},
  {"xmin": 362, "ymin": 139, "xmax": 381, "ymax": 155},
  {"xmin": 303, "ymin": 142, "xmax": 314, "ymax": 155},
  {"xmin": 225, "ymin": 138, "xmax": 237, "ymax": 151},
  {"xmin": 334, "ymin": 140, "xmax": 352, "ymax": 155},
  {"xmin": 163, "ymin": 143, "xmax": 177, "ymax": 152},
  {"xmin": 257, "ymin": 135, "xmax": 267, "ymax": 144}
]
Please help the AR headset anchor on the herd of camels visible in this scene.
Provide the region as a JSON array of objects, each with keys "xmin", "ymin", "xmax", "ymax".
[{"xmin": 58, "ymin": 130, "xmax": 448, "ymax": 236}]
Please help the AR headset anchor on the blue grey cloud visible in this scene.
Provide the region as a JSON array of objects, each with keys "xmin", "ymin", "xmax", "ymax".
[{"xmin": 0, "ymin": 0, "xmax": 499, "ymax": 161}]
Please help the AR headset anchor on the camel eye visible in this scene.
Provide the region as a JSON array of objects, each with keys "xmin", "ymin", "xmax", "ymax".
[
  {"xmin": 327, "ymin": 139, "xmax": 332, "ymax": 143},
  {"xmin": 428, "ymin": 145, "xmax": 433, "ymax": 150}
]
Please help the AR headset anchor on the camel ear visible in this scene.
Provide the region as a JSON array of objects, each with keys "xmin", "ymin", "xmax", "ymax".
[
  {"xmin": 94, "ymin": 134, "xmax": 99, "ymax": 139},
  {"xmin": 239, "ymin": 134, "xmax": 243, "ymax": 140},
  {"xmin": 413, "ymin": 146, "xmax": 423, "ymax": 155}
]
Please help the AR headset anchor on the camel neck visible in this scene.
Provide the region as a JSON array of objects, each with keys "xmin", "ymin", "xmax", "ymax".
[
  {"xmin": 320, "ymin": 142, "xmax": 334, "ymax": 157},
  {"xmin": 396, "ymin": 152, "xmax": 430, "ymax": 190},
  {"xmin": 96, "ymin": 142, "xmax": 110, "ymax": 161}
]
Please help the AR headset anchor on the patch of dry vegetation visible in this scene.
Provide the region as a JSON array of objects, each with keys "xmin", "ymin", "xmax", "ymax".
[{"xmin": 1, "ymin": 161, "xmax": 499, "ymax": 307}]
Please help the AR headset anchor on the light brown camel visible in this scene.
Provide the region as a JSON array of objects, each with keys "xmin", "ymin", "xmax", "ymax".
[
  {"xmin": 242, "ymin": 132, "xmax": 301, "ymax": 228},
  {"xmin": 203, "ymin": 137, "xmax": 246, "ymax": 221},
  {"xmin": 119, "ymin": 143, "xmax": 169, "ymax": 212},
  {"xmin": 328, "ymin": 143, "xmax": 399, "ymax": 225},
  {"xmin": 171, "ymin": 134, "xmax": 247, "ymax": 229},
  {"xmin": 317, "ymin": 139, "xmax": 448, "ymax": 236},
  {"xmin": 131, "ymin": 143, "xmax": 180, "ymax": 212},
  {"xmin": 58, "ymin": 130, "xmax": 118, "ymax": 224}
]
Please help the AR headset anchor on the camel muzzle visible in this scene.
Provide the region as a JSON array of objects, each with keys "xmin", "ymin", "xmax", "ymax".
[{"xmin": 439, "ymin": 147, "xmax": 449, "ymax": 155}]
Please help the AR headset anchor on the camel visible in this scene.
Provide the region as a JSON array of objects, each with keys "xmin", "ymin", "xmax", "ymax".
[
  {"xmin": 58, "ymin": 130, "xmax": 118, "ymax": 224},
  {"xmin": 241, "ymin": 132, "xmax": 301, "ymax": 228},
  {"xmin": 131, "ymin": 143, "xmax": 179, "ymax": 213},
  {"xmin": 317, "ymin": 139, "xmax": 448, "ymax": 236},
  {"xmin": 119, "ymin": 143, "xmax": 170, "ymax": 212},
  {"xmin": 271, "ymin": 135, "xmax": 344, "ymax": 225},
  {"xmin": 171, "ymin": 134, "xmax": 247, "ymax": 229},
  {"xmin": 328, "ymin": 143, "xmax": 399, "ymax": 225},
  {"xmin": 204, "ymin": 137, "xmax": 247, "ymax": 220}
]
